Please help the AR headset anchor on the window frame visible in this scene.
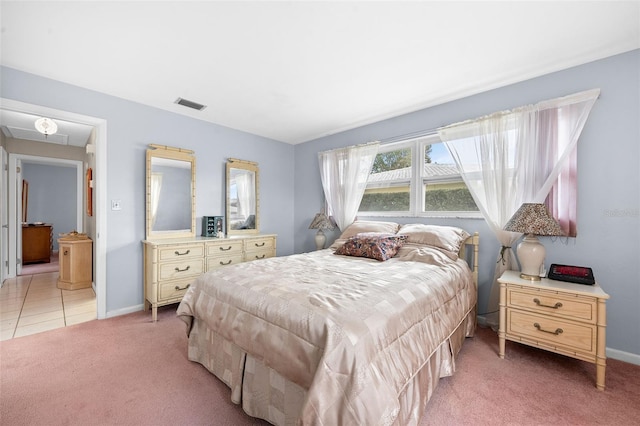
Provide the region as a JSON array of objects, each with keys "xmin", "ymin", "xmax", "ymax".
[{"xmin": 359, "ymin": 134, "xmax": 483, "ymax": 219}]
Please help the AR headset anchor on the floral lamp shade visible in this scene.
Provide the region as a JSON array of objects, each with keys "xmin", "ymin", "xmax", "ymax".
[
  {"xmin": 309, "ymin": 213, "xmax": 336, "ymax": 250},
  {"xmin": 504, "ymin": 203, "xmax": 564, "ymax": 280},
  {"xmin": 504, "ymin": 203, "xmax": 565, "ymax": 236}
]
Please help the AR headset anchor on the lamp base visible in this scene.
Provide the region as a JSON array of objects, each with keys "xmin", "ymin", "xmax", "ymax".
[
  {"xmin": 519, "ymin": 273, "xmax": 542, "ymax": 281},
  {"xmin": 516, "ymin": 234, "xmax": 546, "ymax": 281},
  {"xmin": 314, "ymin": 230, "xmax": 326, "ymax": 250}
]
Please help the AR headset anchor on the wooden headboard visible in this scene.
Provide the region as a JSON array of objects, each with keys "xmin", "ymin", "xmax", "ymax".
[{"xmin": 459, "ymin": 232, "xmax": 480, "ymax": 288}]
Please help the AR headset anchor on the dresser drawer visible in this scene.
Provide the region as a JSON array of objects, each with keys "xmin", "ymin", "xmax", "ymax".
[
  {"xmin": 244, "ymin": 236, "xmax": 276, "ymax": 261},
  {"xmin": 245, "ymin": 249, "xmax": 275, "ymax": 261},
  {"xmin": 158, "ymin": 244, "xmax": 204, "ymax": 261},
  {"xmin": 507, "ymin": 287, "xmax": 596, "ymax": 323},
  {"xmin": 159, "ymin": 259, "xmax": 204, "ymax": 280},
  {"xmin": 159, "ymin": 278, "xmax": 194, "ymax": 301},
  {"xmin": 244, "ymin": 237, "xmax": 275, "ymax": 252},
  {"xmin": 206, "ymin": 240, "xmax": 243, "ymax": 256},
  {"xmin": 507, "ymin": 310, "xmax": 596, "ymax": 354},
  {"xmin": 207, "ymin": 253, "xmax": 244, "ymax": 270}
]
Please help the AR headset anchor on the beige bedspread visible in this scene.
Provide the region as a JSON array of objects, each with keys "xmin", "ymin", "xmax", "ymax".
[{"xmin": 177, "ymin": 247, "xmax": 475, "ymax": 425}]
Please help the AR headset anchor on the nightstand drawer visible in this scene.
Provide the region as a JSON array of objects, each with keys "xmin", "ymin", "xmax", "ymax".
[
  {"xmin": 158, "ymin": 244, "xmax": 204, "ymax": 261},
  {"xmin": 159, "ymin": 278, "xmax": 194, "ymax": 301},
  {"xmin": 507, "ymin": 310, "xmax": 596, "ymax": 354},
  {"xmin": 507, "ymin": 287, "xmax": 596, "ymax": 323},
  {"xmin": 159, "ymin": 259, "xmax": 204, "ymax": 280}
]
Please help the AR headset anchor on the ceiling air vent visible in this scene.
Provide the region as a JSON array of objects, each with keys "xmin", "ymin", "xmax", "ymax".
[{"xmin": 175, "ymin": 97, "xmax": 207, "ymax": 111}]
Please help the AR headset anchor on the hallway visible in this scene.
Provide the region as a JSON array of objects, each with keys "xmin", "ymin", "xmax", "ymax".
[{"xmin": 0, "ymin": 272, "xmax": 96, "ymax": 340}]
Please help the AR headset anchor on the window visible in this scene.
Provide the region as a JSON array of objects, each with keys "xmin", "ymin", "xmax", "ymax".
[{"xmin": 359, "ymin": 134, "xmax": 479, "ymax": 217}]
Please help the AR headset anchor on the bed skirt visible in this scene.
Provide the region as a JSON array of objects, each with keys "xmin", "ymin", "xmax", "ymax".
[{"xmin": 186, "ymin": 306, "xmax": 476, "ymax": 426}]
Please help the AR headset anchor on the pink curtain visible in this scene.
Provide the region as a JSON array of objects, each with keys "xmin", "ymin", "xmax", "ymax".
[{"xmin": 546, "ymin": 146, "xmax": 577, "ymax": 237}]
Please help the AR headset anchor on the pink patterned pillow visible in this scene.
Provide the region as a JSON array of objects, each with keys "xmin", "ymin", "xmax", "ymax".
[{"xmin": 334, "ymin": 234, "xmax": 408, "ymax": 261}]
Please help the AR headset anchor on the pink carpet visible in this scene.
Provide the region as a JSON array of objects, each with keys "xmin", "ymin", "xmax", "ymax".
[{"xmin": 1, "ymin": 306, "xmax": 638, "ymax": 425}]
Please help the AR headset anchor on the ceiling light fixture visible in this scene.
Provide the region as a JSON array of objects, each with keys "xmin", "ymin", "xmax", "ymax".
[{"xmin": 34, "ymin": 117, "xmax": 58, "ymax": 138}]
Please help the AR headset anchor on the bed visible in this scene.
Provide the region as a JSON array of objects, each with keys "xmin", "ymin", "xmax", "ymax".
[{"xmin": 177, "ymin": 221, "xmax": 479, "ymax": 425}]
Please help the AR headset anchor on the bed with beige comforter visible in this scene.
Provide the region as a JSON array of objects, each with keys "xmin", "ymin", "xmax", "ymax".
[{"xmin": 177, "ymin": 223, "xmax": 478, "ymax": 425}]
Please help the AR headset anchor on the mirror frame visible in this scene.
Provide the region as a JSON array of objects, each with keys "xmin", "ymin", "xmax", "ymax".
[
  {"xmin": 226, "ymin": 158, "xmax": 259, "ymax": 235},
  {"xmin": 146, "ymin": 144, "xmax": 196, "ymax": 239}
]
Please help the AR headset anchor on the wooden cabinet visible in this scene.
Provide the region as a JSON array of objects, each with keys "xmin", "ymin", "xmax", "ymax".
[
  {"xmin": 498, "ymin": 270, "xmax": 609, "ymax": 390},
  {"xmin": 57, "ymin": 237, "xmax": 93, "ymax": 290},
  {"xmin": 22, "ymin": 224, "xmax": 52, "ymax": 264},
  {"xmin": 143, "ymin": 234, "xmax": 277, "ymax": 321}
]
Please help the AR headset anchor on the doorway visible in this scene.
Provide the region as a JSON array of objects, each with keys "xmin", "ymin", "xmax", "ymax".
[
  {"xmin": 17, "ymin": 157, "xmax": 83, "ymax": 276},
  {"xmin": 1, "ymin": 98, "xmax": 107, "ymax": 319}
]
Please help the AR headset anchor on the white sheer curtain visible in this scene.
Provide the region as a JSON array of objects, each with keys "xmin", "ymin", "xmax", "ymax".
[
  {"xmin": 150, "ymin": 172, "xmax": 163, "ymax": 227},
  {"xmin": 235, "ymin": 171, "xmax": 255, "ymax": 220},
  {"xmin": 318, "ymin": 142, "xmax": 379, "ymax": 231},
  {"xmin": 438, "ymin": 89, "xmax": 599, "ymax": 326}
]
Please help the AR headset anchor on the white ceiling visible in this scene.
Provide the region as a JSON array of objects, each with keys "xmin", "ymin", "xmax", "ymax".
[
  {"xmin": 1, "ymin": 1, "xmax": 639, "ymax": 145},
  {"xmin": 0, "ymin": 109, "xmax": 93, "ymax": 147}
]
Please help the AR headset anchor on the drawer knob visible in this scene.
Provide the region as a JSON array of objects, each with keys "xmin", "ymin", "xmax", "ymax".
[
  {"xmin": 174, "ymin": 249, "xmax": 191, "ymax": 256},
  {"xmin": 255, "ymin": 242, "xmax": 265, "ymax": 247},
  {"xmin": 219, "ymin": 246, "xmax": 232, "ymax": 251},
  {"xmin": 174, "ymin": 265, "xmax": 191, "ymax": 273},
  {"xmin": 255, "ymin": 254, "xmax": 266, "ymax": 259},
  {"xmin": 174, "ymin": 283, "xmax": 191, "ymax": 291},
  {"xmin": 534, "ymin": 322, "xmax": 563, "ymax": 336},
  {"xmin": 533, "ymin": 298, "xmax": 563, "ymax": 309},
  {"xmin": 220, "ymin": 259, "xmax": 232, "ymax": 265}
]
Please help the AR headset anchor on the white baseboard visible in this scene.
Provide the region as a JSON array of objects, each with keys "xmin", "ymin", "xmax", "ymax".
[
  {"xmin": 607, "ymin": 347, "xmax": 640, "ymax": 366},
  {"xmin": 105, "ymin": 304, "xmax": 144, "ymax": 318}
]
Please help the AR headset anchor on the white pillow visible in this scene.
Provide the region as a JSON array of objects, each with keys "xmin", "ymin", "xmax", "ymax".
[{"xmin": 397, "ymin": 224, "xmax": 470, "ymax": 255}]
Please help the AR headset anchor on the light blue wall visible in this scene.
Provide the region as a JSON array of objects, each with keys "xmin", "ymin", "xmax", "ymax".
[
  {"xmin": 22, "ymin": 163, "xmax": 77, "ymax": 251},
  {"xmin": 3, "ymin": 50, "xmax": 638, "ymax": 358},
  {"xmin": 2, "ymin": 66, "xmax": 295, "ymax": 314},
  {"xmin": 294, "ymin": 50, "xmax": 640, "ymax": 357}
]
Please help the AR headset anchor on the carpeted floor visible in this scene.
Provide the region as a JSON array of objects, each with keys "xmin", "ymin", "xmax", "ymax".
[{"xmin": 1, "ymin": 306, "xmax": 638, "ymax": 426}]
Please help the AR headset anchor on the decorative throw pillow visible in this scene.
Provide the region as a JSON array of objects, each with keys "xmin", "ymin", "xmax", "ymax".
[{"xmin": 334, "ymin": 233, "xmax": 408, "ymax": 261}]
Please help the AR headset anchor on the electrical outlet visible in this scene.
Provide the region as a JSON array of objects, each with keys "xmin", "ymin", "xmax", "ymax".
[{"xmin": 111, "ymin": 200, "xmax": 122, "ymax": 211}]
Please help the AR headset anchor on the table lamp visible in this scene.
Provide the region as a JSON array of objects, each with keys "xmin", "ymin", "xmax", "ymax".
[
  {"xmin": 504, "ymin": 203, "xmax": 565, "ymax": 280},
  {"xmin": 308, "ymin": 213, "xmax": 336, "ymax": 250}
]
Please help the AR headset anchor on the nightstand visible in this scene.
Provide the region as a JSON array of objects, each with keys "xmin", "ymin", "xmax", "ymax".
[{"xmin": 498, "ymin": 270, "xmax": 609, "ymax": 390}]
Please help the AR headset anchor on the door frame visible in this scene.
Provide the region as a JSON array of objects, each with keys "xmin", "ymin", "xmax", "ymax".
[
  {"xmin": 0, "ymin": 147, "xmax": 8, "ymax": 283},
  {"xmin": 1, "ymin": 98, "xmax": 108, "ymax": 319}
]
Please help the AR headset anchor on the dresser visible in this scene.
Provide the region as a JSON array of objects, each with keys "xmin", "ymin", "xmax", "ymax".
[
  {"xmin": 22, "ymin": 223, "xmax": 52, "ymax": 264},
  {"xmin": 143, "ymin": 234, "xmax": 276, "ymax": 321},
  {"xmin": 498, "ymin": 270, "xmax": 609, "ymax": 390}
]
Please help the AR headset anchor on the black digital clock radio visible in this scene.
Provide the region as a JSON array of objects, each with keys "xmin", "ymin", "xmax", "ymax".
[{"xmin": 547, "ymin": 264, "xmax": 595, "ymax": 285}]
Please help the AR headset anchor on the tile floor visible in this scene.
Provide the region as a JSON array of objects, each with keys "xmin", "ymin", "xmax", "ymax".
[{"xmin": 0, "ymin": 272, "xmax": 96, "ymax": 341}]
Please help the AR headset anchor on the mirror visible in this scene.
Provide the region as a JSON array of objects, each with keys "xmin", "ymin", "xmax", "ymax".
[
  {"xmin": 146, "ymin": 144, "xmax": 196, "ymax": 239},
  {"xmin": 226, "ymin": 158, "xmax": 259, "ymax": 235}
]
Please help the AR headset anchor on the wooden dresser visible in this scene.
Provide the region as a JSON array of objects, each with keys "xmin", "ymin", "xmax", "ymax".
[
  {"xmin": 498, "ymin": 270, "xmax": 609, "ymax": 390},
  {"xmin": 143, "ymin": 234, "xmax": 276, "ymax": 321},
  {"xmin": 22, "ymin": 224, "xmax": 52, "ymax": 264}
]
